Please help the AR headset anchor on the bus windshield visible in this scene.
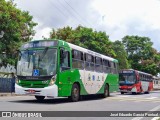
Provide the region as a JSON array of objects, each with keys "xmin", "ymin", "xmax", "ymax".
[
  {"xmin": 17, "ymin": 48, "xmax": 57, "ymax": 76},
  {"xmin": 119, "ymin": 73, "xmax": 136, "ymax": 84}
]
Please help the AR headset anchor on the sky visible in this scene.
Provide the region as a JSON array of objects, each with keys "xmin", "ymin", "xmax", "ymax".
[{"xmin": 13, "ymin": 0, "xmax": 160, "ymax": 51}]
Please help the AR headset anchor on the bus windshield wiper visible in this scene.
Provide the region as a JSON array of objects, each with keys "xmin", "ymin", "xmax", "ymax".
[
  {"xmin": 39, "ymin": 47, "xmax": 49, "ymax": 61},
  {"xmin": 26, "ymin": 49, "xmax": 31, "ymax": 68}
]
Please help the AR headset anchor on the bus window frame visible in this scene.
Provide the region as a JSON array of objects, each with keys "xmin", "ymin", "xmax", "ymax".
[
  {"xmin": 72, "ymin": 49, "xmax": 84, "ymax": 70},
  {"xmin": 84, "ymin": 53, "xmax": 95, "ymax": 71},
  {"xmin": 60, "ymin": 48, "xmax": 71, "ymax": 72}
]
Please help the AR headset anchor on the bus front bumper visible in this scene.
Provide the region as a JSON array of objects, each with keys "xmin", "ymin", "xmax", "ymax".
[
  {"xmin": 119, "ymin": 86, "xmax": 137, "ymax": 93},
  {"xmin": 15, "ymin": 84, "xmax": 58, "ymax": 97}
]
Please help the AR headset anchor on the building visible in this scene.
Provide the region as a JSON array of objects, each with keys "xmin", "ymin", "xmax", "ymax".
[{"xmin": 153, "ymin": 76, "xmax": 160, "ymax": 90}]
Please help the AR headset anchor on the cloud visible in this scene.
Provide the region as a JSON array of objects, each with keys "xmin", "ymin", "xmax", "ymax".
[
  {"xmin": 14, "ymin": 0, "xmax": 99, "ymax": 39},
  {"xmin": 14, "ymin": 0, "xmax": 160, "ymax": 50},
  {"xmin": 92, "ymin": 0, "xmax": 160, "ymax": 50}
]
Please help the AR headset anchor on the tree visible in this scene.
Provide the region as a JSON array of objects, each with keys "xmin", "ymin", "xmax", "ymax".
[
  {"xmin": 50, "ymin": 25, "xmax": 115, "ymax": 57},
  {"xmin": 140, "ymin": 48, "xmax": 160, "ymax": 75},
  {"xmin": 112, "ymin": 40, "xmax": 130, "ymax": 69},
  {"xmin": 0, "ymin": 0, "xmax": 37, "ymax": 66},
  {"xmin": 122, "ymin": 35, "xmax": 160, "ymax": 75}
]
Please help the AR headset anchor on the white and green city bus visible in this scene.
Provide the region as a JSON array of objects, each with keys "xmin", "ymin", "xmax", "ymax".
[{"xmin": 15, "ymin": 40, "xmax": 119, "ymax": 102}]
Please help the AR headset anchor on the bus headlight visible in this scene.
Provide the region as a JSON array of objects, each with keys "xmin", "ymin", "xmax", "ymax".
[{"xmin": 49, "ymin": 75, "xmax": 56, "ymax": 86}]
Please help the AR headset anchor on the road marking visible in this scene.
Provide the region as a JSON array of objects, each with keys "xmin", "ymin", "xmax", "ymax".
[
  {"xmin": 152, "ymin": 117, "xmax": 160, "ymax": 120},
  {"xmin": 119, "ymin": 100, "xmax": 127, "ymax": 102},
  {"xmin": 106, "ymin": 97, "xmax": 160, "ymax": 102},
  {"xmin": 132, "ymin": 105, "xmax": 160, "ymax": 120},
  {"xmin": 153, "ymin": 101, "xmax": 160, "ymax": 103},
  {"xmin": 118, "ymin": 96, "xmax": 128, "ymax": 97},
  {"xmin": 146, "ymin": 97, "xmax": 158, "ymax": 99},
  {"xmin": 107, "ymin": 97, "xmax": 160, "ymax": 101}
]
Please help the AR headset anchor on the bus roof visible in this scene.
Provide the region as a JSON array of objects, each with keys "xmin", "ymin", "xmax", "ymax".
[
  {"xmin": 121, "ymin": 69, "xmax": 152, "ymax": 76},
  {"xmin": 68, "ymin": 42, "xmax": 118, "ymax": 62},
  {"xmin": 22, "ymin": 39, "xmax": 118, "ymax": 63}
]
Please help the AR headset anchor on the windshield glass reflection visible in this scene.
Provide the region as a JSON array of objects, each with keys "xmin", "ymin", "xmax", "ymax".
[
  {"xmin": 119, "ymin": 73, "xmax": 136, "ymax": 84},
  {"xmin": 17, "ymin": 48, "xmax": 57, "ymax": 76}
]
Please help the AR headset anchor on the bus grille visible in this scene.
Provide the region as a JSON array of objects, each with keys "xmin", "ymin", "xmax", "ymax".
[{"xmin": 19, "ymin": 83, "xmax": 46, "ymax": 88}]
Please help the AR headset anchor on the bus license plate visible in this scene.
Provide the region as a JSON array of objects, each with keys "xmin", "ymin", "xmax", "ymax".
[{"xmin": 28, "ymin": 90, "xmax": 35, "ymax": 94}]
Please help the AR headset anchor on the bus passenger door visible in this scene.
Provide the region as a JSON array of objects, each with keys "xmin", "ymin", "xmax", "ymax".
[{"xmin": 58, "ymin": 48, "xmax": 72, "ymax": 97}]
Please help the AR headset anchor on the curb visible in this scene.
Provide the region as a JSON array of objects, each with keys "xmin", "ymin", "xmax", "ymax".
[{"xmin": 0, "ymin": 93, "xmax": 19, "ymax": 97}]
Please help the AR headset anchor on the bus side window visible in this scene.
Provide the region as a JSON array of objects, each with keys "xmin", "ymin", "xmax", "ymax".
[
  {"xmin": 95, "ymin": 57, "xmax": 103, "ymax": 73},
  {"xmin": 103, "ymin": 59, "xmax": 111, "ymax": 73},
  {"xmin": 72, "ymin": 49, "xmax": 84, "ymax": 69},
  {"xmin": 112, "ymin": 62, "xmax": 116, "ymax": 74},
  {"xmin": 114, "ymin": 62, "xmax": 118, "ymax": 74},
  {"xmin": 85, "ymin": 54, "xmax": 95, "ymax": 71},
  {"xmin": 110, "ymin": 62, "xmax": 116, "ymax": 74},
  {"xmin": 60, "ymin": 49, "xmax": 70, "ymax": 71}
]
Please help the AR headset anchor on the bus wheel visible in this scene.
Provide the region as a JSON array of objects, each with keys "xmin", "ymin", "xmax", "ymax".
[
  {"xmin": 35, "ymin": 96, "xmax": 45, "ymax": 101},
  {"xmin": 132, "ymin": 92, "xmax": 136, "ymax": 95},
  {"xmin": 69, "ymin": 83, "xmax": 80, "ymax": 102},
  {"xmin": 103, "ymin": 84, "xmax": 109, "ymax": 98},
  {"xmin": 121, "ymin": 92, "xmax": 124, "ymax": 94},
  {"xmin": 144, "ymin": 91, "xmax": 149, "ymax": 94}
]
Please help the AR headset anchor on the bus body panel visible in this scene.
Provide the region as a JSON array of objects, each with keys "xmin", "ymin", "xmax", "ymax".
[
  {"xmin": 15, "ymin": 39, "xmax": 119, "ymax": 99},
  {"xmin": 119, "ymin": 69, "xmax": 153, "ymax": 94},
  {"xmin": 97, "ymin": 74, "xmax": 119, "ymax": 93},
  {"xmin": 141, "ymin": 81, "xmax": 149, "ymax": 92},
  {"xmin": 58, "ymin": 69, "xmax": 88, "ymax": 97},
  {"xmin": 15, "ymin": 83, "xmax": 58, "ymax": 97}
]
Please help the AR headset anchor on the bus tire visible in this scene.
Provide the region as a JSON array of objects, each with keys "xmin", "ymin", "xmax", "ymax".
[
  {"xmin": 132, "ymin": 92, "xmax": 136, "ymax": 95},
  {"xmin": 144, "ymin": 91, "xmax": 149, "ymax": 94},
  {"xmin": 103, "ymin": 84, "xmax": 109, "ymax": 98},
  {"xmin": 121, "ymin": 92, "xmax": 124, "ymax": 94},
  {"xmin": 35, "ymin": 96, "xmax": 45, "ymax": 101},
  {"xmin": 69, "ymin": 83, "xmax": 80, "ymax": 102}
]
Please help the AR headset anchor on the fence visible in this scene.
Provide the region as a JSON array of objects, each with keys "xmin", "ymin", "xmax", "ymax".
[
  {"xmin": 0, "ymin": 77, "xmax": 15, "ymax": 93},
  {"xmin": 0, "ymin": 64, "xmax": 16, "ymax": 93}
]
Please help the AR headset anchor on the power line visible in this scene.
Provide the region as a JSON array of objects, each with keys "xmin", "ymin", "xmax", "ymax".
[
  {"xmin": 48, "ymin": 0, "xmax": 69, "ymax": 19},
  {"xmin": 57, "ymin": 0, "xmax": 86, "ymax": 26},
  {"xmin": 48, "ymin": 0, "xmax": 82, "ymax": 27},
  {"xmin": 63, "ymin": 0, "xmax": 93, "ymax": 28}
]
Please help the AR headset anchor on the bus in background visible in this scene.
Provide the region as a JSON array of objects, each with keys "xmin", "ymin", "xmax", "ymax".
[
  {"xmin": 15, "ymin": 39, "xmax": 119, "ymax": 102},
  {"xmin": 153, "ymin": 76, "xmax": 160, "ymax": 90},
  {"xmin": 119, "ymin": 69, "xmax": 153, "ymax": 94}
]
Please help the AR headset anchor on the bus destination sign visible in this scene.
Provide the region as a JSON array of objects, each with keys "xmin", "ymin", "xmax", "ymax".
[
  {"xmin": 21, "ymin": 41, "xmax": 58, "ymax": 49},
  {"xmin": 122, "ymin": 70, "xmax": 134, "ymax": 73}
]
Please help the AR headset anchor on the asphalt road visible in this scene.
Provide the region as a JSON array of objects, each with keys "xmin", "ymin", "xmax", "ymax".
[{"xmin": 1, "ymin": 91, "xmax": 160, "ymax": 120}]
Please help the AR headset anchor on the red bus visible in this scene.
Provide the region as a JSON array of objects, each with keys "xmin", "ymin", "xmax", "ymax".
[{"xmin": 119, "ymin": 69, "xmax": 153, "ymax": 94}]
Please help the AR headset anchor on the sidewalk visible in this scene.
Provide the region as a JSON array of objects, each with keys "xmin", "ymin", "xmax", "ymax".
[{"xmin": 0, "ymin": 92, "xmax": 17, "ymax": 97}]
